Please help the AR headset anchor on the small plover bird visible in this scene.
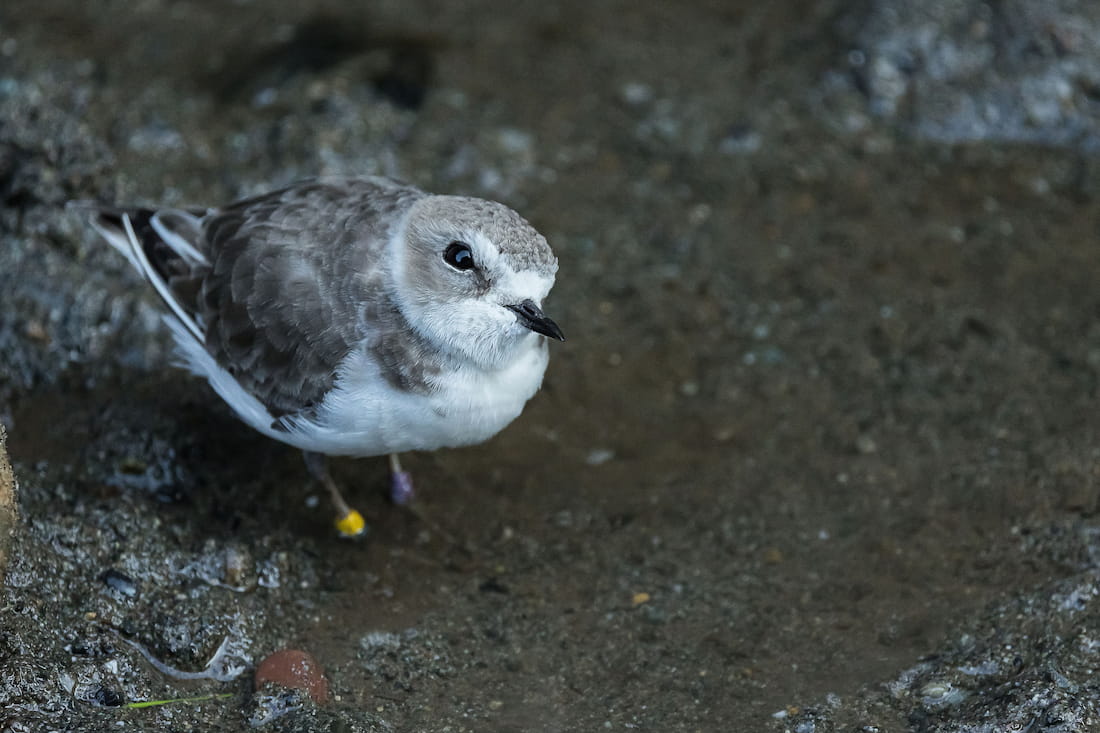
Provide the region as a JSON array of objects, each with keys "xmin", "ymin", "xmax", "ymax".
[{"xmin": 78, "ymin": 176, "xmax": 563, "ymax": 536}]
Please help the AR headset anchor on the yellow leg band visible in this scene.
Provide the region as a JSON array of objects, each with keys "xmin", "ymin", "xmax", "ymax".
[{"xmin": 335, "ymin": 509, "xmax": 367, "ymax": 537}]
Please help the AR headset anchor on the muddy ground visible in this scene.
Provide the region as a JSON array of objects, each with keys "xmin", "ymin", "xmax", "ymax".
[{"xmin": 3, "ymin": 1, "xmax": 1100, "ymax": 731}]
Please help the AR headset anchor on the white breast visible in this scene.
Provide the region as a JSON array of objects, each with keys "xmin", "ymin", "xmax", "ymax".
[
  {"xmin": 165, "ymin": 312, "xmax": 551, "ymax": 458},
  {"xmin": 275, "ymin": 337, "xmax": 550, "ymax": 457}
]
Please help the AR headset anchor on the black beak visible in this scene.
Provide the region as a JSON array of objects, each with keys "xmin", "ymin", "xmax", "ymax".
[{"xmin": 506, "ymin": 299, "xmax": 565, "ymax": 341}]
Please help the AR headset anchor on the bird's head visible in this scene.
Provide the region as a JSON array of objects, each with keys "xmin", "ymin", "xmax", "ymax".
[{"xmin": 391, "ymin": 195, "xmax": 563, "ymax": 369}]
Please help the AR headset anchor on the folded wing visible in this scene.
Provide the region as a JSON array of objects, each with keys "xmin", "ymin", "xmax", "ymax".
[{"xmin": 88, "ymin": 178, "xmax": 422, "ymax": 417}]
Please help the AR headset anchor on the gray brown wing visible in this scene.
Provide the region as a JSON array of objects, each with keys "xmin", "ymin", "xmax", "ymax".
[{"xmin": 193, "ymin": 178, "xmax": 423, "ymax": 416}]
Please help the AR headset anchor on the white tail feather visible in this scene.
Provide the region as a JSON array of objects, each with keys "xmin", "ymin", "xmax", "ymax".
[
  {"xmin": 150, "ymin": 211, "xmax": 209, "ymax": 266},
  {"xmin": 121, "ymin": 214, "xmax": 205, "ymax": 343},
  {"xmin": 89, "ymin": 216, "xmax": 143, "ymax": 271}
]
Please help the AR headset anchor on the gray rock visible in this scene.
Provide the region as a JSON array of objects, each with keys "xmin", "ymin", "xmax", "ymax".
[{"xmin": 825, "ymin": 0, "xmax": 1100, "ymax": 149}]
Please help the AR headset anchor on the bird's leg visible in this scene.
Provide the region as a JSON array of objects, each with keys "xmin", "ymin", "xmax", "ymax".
[
  {"xmin": 388, "ymin": 453, "xmax": 415, "ymax": 505},
  {"xmin": 302, "ymin": 451, "xmax": 366, "ymax": 537}
]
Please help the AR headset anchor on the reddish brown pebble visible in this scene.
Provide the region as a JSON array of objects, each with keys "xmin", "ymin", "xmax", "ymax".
[{"xmin": 254, "ymin": 649, "xmax": 329, "ymax": 704}]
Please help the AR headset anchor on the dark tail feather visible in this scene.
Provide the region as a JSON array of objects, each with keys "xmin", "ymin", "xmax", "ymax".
[
  {"xmin": 72, "ymin": 201, "xmax": 207, "ymax": 343},
  {"xmin": 93, "ymin": 207, "xmax": 196, "ymax": 285}
]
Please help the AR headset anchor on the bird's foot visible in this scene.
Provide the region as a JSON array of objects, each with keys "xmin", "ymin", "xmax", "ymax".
[
  {"xmin": 390, "ymin": 469, "xmax": 415, "ymax": 506},
  {"xmin": 334, "ymin": 508, "xmax": 368, "ymax": 538},
  {"xmin": 303, "ymin": 451, "xmax": 368, "ymax": 538},
  {"xmin": 388, "ymin": 453, "xmax": 415, "ymax": 505}
]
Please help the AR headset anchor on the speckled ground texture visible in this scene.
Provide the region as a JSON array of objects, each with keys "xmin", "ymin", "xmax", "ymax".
[{"xmin": 4, "ymin": 1, "xmax": 1100, "ymax": 731}]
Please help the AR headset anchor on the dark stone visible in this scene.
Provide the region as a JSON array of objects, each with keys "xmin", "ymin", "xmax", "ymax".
[{"xmin": 100, "ymin": 568, "xmax": 137, "ymax": 598}]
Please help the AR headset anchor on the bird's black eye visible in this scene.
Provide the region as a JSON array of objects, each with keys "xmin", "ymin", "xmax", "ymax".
[{"xmin": 444, "ymin": 241, "xmax": 475, "ymax": 271}]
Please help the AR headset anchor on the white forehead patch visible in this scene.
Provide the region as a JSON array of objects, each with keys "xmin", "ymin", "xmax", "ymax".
[
  {"xmin": 495, "ymin": 266, "xmax": 555, "ymax": 304},
  {"xmin": 466, "ymin": 230, "xmax": 500, "ymax": 267}
]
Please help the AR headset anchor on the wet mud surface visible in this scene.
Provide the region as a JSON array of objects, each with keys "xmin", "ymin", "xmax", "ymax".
[{"xmin": 4, "ymin": 1, "xmax": 1100, "ymax": 730}]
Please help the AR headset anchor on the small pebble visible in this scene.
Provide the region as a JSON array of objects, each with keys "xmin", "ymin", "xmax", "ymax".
[
  {"xmin": 118, "ymin": 456, "xmax": 147, "ymax": 475},
  {"xmin": 586, "ymin": 449, "xmax": 615, "ymax": 466},
  {"xmin": 855, "ymin": 434, "xmax": 877, "ymax": 454},
  {"xmin": 100, "ymin": 568, "xmax": 137, "ymax": 598},
  {"xmin": 713, "ymin": 427, "xmax": 736, "ymax": 442},
  {"xmin": 620, "ymin": 81, "xmax": 654, "ymax": 105},
  {"xmin": 255, "ymin": 649, "xmax": 329, "ymax": 704},
  {"xmin": 24, "ymin": 320, "xmax": 48, "ymax": 342},
  {"xmin": 224, "ymin": 545, "xmax": 251, "ymax": 588},
  {"xmin": 91, "ymin": 687, "xmax": 123, "ymax": 707}
]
